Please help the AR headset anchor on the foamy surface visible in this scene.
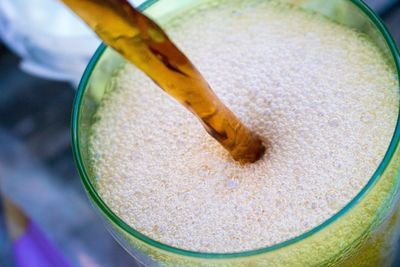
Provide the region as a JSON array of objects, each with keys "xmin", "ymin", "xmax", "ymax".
[{"xmin": 90, "ymin": 0, "xmax": 399, "ymax": 252}]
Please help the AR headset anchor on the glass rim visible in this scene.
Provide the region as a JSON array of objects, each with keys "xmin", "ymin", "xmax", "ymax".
[{"xmin": 71, "ymin": 0, "xmax": 400, "ymax": 259}]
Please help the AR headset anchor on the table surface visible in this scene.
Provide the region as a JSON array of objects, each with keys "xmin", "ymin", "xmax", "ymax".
[{"xmin": 0, "ymin": 1, "xmax": 399, "ymax": 266}]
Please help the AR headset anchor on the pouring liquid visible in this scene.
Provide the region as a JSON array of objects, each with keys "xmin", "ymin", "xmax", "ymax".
[{"xmin": 62, "ymin": 0, "xmax": 265, "ymax": 163}]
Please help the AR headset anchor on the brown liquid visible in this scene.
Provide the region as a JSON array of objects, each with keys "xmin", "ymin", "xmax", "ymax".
[{"xmin": 62, "ymin": 0, "xmax": 265, "ymax": 163}]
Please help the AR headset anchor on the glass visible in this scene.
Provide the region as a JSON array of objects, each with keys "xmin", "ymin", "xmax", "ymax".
[{"xmin": 71, "ymin": 0, "xmax": 400, "ymax": 266}]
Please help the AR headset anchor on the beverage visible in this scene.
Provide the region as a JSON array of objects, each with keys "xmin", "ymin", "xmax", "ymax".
[
  {"xmin": 74, "ymin": 0, "xmax": 400, "ymax": 266},
  {"xmin": 62, "ymin": 0, "xmax": 265, "ymax": 164}
]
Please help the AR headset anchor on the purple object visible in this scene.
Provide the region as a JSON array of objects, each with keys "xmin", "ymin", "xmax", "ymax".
[{"xmin": 12, "ymin": 220, "xmax": 71, "ymax": 267}]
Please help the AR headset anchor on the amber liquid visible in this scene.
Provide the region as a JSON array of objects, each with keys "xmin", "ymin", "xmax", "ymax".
[{"xmin": 62, "ymin": 0, "xmax": 265, "ymax": 163}]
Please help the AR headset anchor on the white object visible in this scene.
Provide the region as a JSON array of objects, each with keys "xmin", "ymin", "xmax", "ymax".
[{"xmin": 0, "ymin": 0, "xmax": 145, "ymax": 85}]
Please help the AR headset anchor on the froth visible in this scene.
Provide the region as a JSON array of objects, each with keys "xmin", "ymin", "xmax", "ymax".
[{"xmin": 90, "ymin": 0, "xmax": 399, "ymax": 253}]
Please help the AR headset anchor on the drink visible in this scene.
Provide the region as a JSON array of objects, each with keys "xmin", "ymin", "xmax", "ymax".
[
  {"xmin": 73, "ymin": 0, "xmax": 400, "ymax": 266},
  {"xmin": 62, "ymin": 0, "xmax": 265, "ymax": 164}
]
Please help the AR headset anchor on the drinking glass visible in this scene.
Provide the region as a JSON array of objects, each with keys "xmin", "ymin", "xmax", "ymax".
[{"xmin": 72, "ymin": 0, "xmax": 400, "ymax": 266}]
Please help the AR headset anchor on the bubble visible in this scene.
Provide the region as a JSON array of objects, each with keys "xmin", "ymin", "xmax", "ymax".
[
  {"xmin": 328, "ymin": 117, "xmax": 340, "ymax": 127},
  {"xmin": 360, "ymin": 111, "xmax": 375, "ymax": 124},
  {"xmin": 333, "ymin": 161, "xmax": 342, "ymax": 169},
  {"xmin": 198, "ymin": 166, "xmax": 210, "ymax": 177},
  {"xmin": 325, "ymin": 191, "xmax": 341, "ymax": 209},
  {"xmin": 227, "ymin": 179, "xmax": 239, "ymax": 189}
]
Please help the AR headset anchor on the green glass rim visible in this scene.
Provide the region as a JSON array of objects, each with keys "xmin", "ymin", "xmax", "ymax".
[{"xmin": 71, "ymin": 0, "xmax": 400, "ymax": 259}]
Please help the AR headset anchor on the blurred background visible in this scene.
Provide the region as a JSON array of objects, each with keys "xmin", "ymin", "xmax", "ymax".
[{"xmin": 0, "ymin": 0, "xmax": 399, "ymax": 266}]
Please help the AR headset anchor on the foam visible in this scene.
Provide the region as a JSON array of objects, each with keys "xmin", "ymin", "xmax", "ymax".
[{"xmin": 89, "ymin": 0, "xmax": 399, "ymax": 253}]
